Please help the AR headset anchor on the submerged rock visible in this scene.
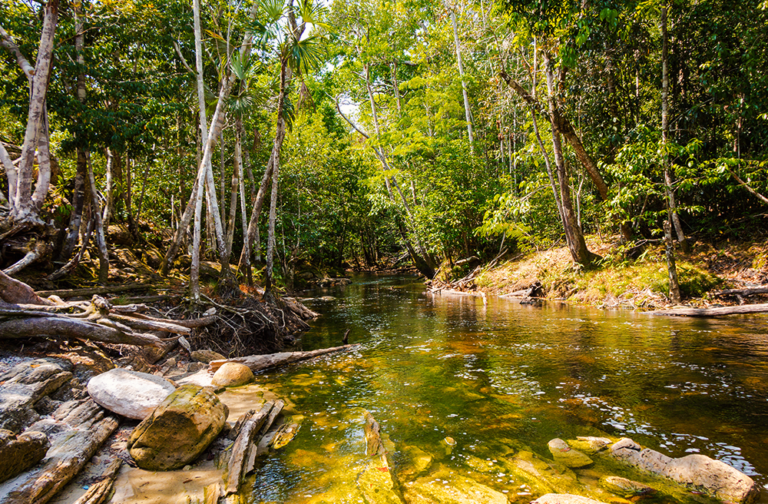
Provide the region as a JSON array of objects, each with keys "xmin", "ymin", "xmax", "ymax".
[
  {"xmin": 403, "ymin": 466, "xmax": 507, "ymax": 504},
  {"xmin": 548, "ymin": 438, "xmax": 594, "ymax": 468},
  {"xmin": 533, "ymin": 494, "xmax": 608, "ymax": 504},
  {"xmin": 211, "ymin": 362, "xmax": 254, "ymax": 388},
  {"xmin": 398, "ymin": 445, "xmax": 433, "ymax": 479},
  {"xmin": 610, "ymin": 437, "xmax": 760, "ymax": 504},
  {"xmin": 87, "ymin": 368, "xmax": 176, "ymax": 420},
  {"xmin": 191, "ymin": 349, "xmax": 226, "ymax": 364},
  {"xmin": 570, "ymin": 437, "xmax": 612, "ymax": 454},
  {"xmin": 127, "ymin": 384, "xmax": 228, "ymax": 470},
  {"xmin": 598, "ymin": 476, "xmax": 656, "ymax": 497},
  {"xmin": 0, "ymin": 429, "xmax": 49, "ymax": 483}
]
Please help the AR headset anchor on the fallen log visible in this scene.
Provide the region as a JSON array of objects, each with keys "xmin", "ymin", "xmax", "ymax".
[
  {"xmin": 715, "ymin": 286, "xmax": 768, "ymax": 297},
  {"xmin": 0, "ymin": 316, "xmax": 168, "ymax": 346},
  {"xmin": 35, "ymin": 283, "xmax": 155, "ymax": 299},
  {"xmin": 209, "ymin": 344, "xmax": 361, "ymax": 373},
  {"xmin": 282, "ymin": 297, "xmax": 320, "ymax": 320},
  {"xmin": 648, "ymin": 303, "xmax": 768, "ymax": 317},
  {"xmin": 0, "ymin": 399, "xmax": 119, "ymax": 504},
  {"xmin": 225, "ymin": 402, "xmax": 274, "ymax": 496},
  {"xmin": 246, "ymin": 400, "xmax": 284, "ymax": 473},
  {"xmin": 72, "ymin": 458, "xmax": 122, "ymax": 504}
]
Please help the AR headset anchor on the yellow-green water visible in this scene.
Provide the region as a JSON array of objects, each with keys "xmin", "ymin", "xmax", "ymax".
[{"xmin": 251, "ymin": 274, "xmax": 768, "ymax": 503}]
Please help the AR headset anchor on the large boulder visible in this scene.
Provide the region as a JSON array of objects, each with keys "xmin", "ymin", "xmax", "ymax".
[
  {"xmin": 87, "ymin": 368, "xmax": 176, "ymax": 420},
  {"xmin": 548, "ymin": 438, "xmax": 594, "ymax": 468},
  {"xmin": 211, "ymin": 362, "xmax": 254, "ymax": 388},
  {"xmin": 611, "ymin": 437, "xmax": 760, "ymax": 504},
  {"xmin": 127, "ymin": 384, "xmax": 228, "ymax": 470},
  {"xmin": 0, "ymin": 429, "xmax": 49, "ymax": 483}
]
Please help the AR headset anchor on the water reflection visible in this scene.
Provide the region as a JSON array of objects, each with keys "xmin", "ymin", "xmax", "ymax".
[{"xmin": 254, "ymin": 274, "xmax": 768, "ymax": 502}]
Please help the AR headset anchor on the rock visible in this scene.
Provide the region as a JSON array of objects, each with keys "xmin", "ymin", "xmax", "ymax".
[
  {"xmin": 87, "ymin": 368, "xmax": 176, "ymax": 420},
  {"xmin": 191, "ymin": 349, "xmax": 226, "ymax": 364},
  {"xmin": 404, "ymin": 466, "xmax": 508, "ymax": 504},
  {"xmin": 598, "ymin": 476, "xmax": 655, "ymax": 497},
  {"xmin": 548, "ymin": 438, "xmax": 594, "ymax": 468},
  {"xmin": 398, "ymin": 445, "xmax": 433, "ymax": 478},
  {"xmin": 127, "ymin": 384, "xmax": 228, "ymax": 470},
  {"xmin": 533, "ymin": 494, "xmax": 608, "ymax": 504},
  {"xmin": 610, "ymin": 437, "xmax": 760, "ymax": 504},
  {"xmin": 505, "ymin": 449, "xmax": 583, "ymax": 496},
  {"xmin": 0, "ymin": 357, "xmax": 73, "ymax": 433},
  {"xmin": 211, "ymin": 362, "xmax": 254, "ymax": 387},
  {"xmin": 570, "ymin": 437, "xmax": 612, "ymax": 454},
  {"xmin": 0, "ymin": 429, "xmax": 49, "ymax": 483}
]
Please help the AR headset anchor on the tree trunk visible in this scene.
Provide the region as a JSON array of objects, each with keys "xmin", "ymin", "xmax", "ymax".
[
  {"xmin": 236, "ymin": 119, "xmax": 252, "ymax": 285},
  {"xmin": 545, "ymin": 56, "xmax": 592, "ymax": 266},
  {"xmin": 102, "ymin": 148, "xmax": 114, "ymax": 228},
  {"xmin": 661, "ymin": 5, "xmax": 685, "ymax": 244},
  {"xmin": 6, "ymin": 0, "xmax": 59, "ymax": 224},
  {"xmin": 61, "ymin": 149, "xmax": 87, "ymax": 261},
  {"xmin": 663, "ymin": 220, "xmax": 681, "ymax": 304},
  {"xmin": 85, "ymin": 151, "xmax": 109, "ymax": 284},
  {"xmin": 451, "ymin": 10, "xmax": 473, "ymax": 150},
  {"xmin": 225, "ymin": 129, "xmax": 240, "ymax": 261}
]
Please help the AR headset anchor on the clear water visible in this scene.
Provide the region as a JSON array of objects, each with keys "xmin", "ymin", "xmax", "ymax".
[{"xmin": 251, "ymin": 274, "xmax": 768, "ymax": 503}]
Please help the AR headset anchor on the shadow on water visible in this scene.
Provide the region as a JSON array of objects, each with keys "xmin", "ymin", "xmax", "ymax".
[{"xmin": 252, "ymin": 273, "xmax": 768, "ymax": 503}]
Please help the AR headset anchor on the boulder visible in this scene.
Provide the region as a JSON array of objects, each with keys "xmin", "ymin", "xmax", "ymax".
[
  {"xmin": 533, "ymin": 494, "xmax": 608, "ymax": 504},
  {"xmin": 212, "ymin": 362, "xmax": 254, "ymax": 388},
  {"xmin": 610, "ymin": 437, "xmax": 760, "ymax": 504},
  {"xmin": 0, "ymin": 429, "xmax": 49, "ymax": 483},
  {"xmin": 127, "ymin": 385, "xmax": 228, "ymax": 470},
  {"xmin": 87, "ymin": 368, "xmax": 176, "ymax": 420},
  {"xmin": 191, "ymin": 349, "xmax": 226, "ymax": 364},
  {"xmin": 548, "ymin": 438, "xmax": 594, "ymax": 468}
]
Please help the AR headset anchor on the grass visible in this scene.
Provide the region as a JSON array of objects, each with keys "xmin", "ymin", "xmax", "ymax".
[{"xmin": 474, "ymin": 235, "xmax": 733, "ymax": 308}]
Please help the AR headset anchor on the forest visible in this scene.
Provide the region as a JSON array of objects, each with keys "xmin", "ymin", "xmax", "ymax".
[{"xmin": 1, "ymin": 0, "xmax": 766, "ymax": 303}]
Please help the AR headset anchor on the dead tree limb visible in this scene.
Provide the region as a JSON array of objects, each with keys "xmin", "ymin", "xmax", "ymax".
[
  {"xmin": 209, "ymin": 344, "xmax": 361, "ymax": 373},
  {"xmin": 648, "ymin": 304, "xmax": 768, "ymax": 317}
]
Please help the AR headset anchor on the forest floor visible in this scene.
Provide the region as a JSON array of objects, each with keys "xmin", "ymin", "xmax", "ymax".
[{"xmin": 462, "ymin": 236, "xmax": 768, "ymax": 309}]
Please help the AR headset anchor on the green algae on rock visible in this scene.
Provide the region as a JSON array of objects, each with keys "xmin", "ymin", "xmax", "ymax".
[
  {"xmin": 548, "ymin": 438, "xmax": 594, "ymax": 469},
  {"xmin": 127, "ymin": 385, "xmax": 228, "ymax": 471}
]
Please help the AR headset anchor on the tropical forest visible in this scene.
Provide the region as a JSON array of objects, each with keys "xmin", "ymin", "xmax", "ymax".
[{"xmin": 0, "ymin": 0, "xmax": 767, "ymax": 502}]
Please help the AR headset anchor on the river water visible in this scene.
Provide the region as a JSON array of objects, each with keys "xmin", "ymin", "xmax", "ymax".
[{"xmin": 251, "ymin": 274, "xmax": 768, "ymax": 503}]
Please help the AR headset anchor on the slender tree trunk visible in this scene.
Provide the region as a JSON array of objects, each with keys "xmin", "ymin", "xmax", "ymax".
[
  {"xmin": 236, "ymin": 118, "xmax": 252, "ymax": 285},
  {"xmin": 103, "ymin": 148, "xmax": 114, "ymax": 228},
  {"xmin": 225, "ymin": 126, "xmax": 240, "ymax": 260},
  {"xmin": 451, "ymin": 10, "xmax": 473, "ymax": 150},
  {"xmin": 661, "ymin": 5, "xmax": 685, "ymax": 244},
  {"xmin": 86, "ymin": 151, "xmax": 109, "ymax": 283},
  {"xmin": 61, "ymin": 150, "xmax": 87, "ymax": 260},
  {"xmin": 134, "ymin": 163, "xmax": 150, "ymax": 222},
  {"xmin": 264, "ymin": 62, "xmax": 290, "ymax": 297},
  {"xmin": 545, "ymin": 56, "xmax": 592, "ymax": 266}
]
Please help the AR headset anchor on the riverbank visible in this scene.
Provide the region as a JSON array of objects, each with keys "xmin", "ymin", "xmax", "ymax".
[{"xmin": 431, "ymin": 236, "xmax": 768, "ymax": 309}]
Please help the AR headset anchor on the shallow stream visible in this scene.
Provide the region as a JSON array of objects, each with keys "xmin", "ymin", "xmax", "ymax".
[{"xmin": 250, "ymin": 274, "xmax": 768, "ymax": 503}]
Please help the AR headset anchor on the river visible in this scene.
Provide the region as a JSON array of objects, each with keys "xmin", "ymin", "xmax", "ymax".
[{"xmin": 249, "ymin": 274, "xmax": 768, "ymax": 503}]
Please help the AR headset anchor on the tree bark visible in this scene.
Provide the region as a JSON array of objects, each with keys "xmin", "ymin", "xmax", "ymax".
[
  {"xmin": 86, "ymin": 152, "xmax": 109, "ymax": 284},
  {"xmin": 5, "ymin": 0, "xmax": 59, "ymax": 224},
  {"xmin": 663, "ymin": 220, "xmax": 681, "ymax": 304},
  {"xmin": 235, "ymin": 118, "xmax": 252, "ymax": 284},
  {"xmin": 544, "ymin": 57, "xmax": 592, "ymax": 266},
  {"xmin": 61, "ymin": 149, "xmax": 87, "ymax": 261},
  {"xmin": 451, "ymin": 10, "xmax": 473, "ymax": 149}
]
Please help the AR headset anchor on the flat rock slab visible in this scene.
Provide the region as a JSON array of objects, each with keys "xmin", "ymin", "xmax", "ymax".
[
  {"xmin": 0, "ymin": 398, "xmax": 118, "ymax": 504},
  {"xmin": 611, "ymin": 437, "xmax": 760, "ymax": 504},
  {"xmin": 533, "ymin": 493, "xmax": 608, "ymax": 504},
  {"xmin": 87, "ymin": 368, "xmax": 176, "ymax": 420},
  {"xmin": 0, "ymin": 358, "xmax": 73, "ymax": 432}
]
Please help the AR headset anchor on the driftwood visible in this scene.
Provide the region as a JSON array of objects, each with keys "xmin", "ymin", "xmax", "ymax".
[
  {"xmin": 715, "ymin": 286, "xmax": 768, "ymax": 298},
  {"xmin": 72, "ymin": 458, "xmax": 122, "ymax": 504},
  {"xmin": 0, "ymin": 399, "xmax": 119, "ymax": 504},
  {"xmin": 649, "ymin": 303, "xmax": 768, "ymax": 317},
  {"xmin": 246, "ymin": 400, "xmax": 284, "ymax": 473},
  {"xmin": 209, "ymin": 344, "xmax": 361, "ymax": 373},
  {"xmin": 35, "ymin": 283, "xmax": 154, "ymax": 299},
  {"xmin": 282, "ymin": 297, "xmax": 320, "ymax": 320},
  {"xmin": 225, "ymin": 402, "xmax": 274, "ymax": 496}
]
